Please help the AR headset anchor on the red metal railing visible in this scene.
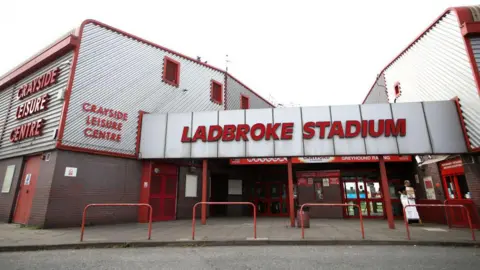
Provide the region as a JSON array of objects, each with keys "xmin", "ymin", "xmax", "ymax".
[
  {"xmin": 403, "ymin": 204, "xmax": 475, "ymax": 241},
  {"xmin": 300, "ymin": 203, "xmax": 365, "ymax": 239},
  {"xmin": 80, "ymin": 203, "xmax": 153, "ymax": 242},
  {"xmin": 192, "ymin": 202, "xmax": 256, "ymax": 240}
]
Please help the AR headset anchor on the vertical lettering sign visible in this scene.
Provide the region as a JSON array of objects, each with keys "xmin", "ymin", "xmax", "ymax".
[
  {"xmin": 10, "ymin": 68, "xmax": 61, "ymax": 143},
  {"xmin": 82, "ymin": 103, "xmax": 128, "ymax": 142}
]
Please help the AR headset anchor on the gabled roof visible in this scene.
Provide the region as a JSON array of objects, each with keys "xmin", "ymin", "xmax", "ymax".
[
  {"xmin": 362, "ymin": 6, "xmax": 479, "ymax": 104},
  {"xmin": 0, "ymin": 19, "xmax": 274, "ymax": 107}
]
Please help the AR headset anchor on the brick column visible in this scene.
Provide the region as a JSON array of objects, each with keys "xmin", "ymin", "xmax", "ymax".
[{"xmin": 462, "ymin": 154, "xmax": 480, "ymax": 216}]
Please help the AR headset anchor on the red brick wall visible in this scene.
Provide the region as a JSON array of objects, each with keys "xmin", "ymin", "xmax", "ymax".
[
  {"xmin": 462, "ymin": 154, "xmax": 480, "ymax": 216},
  {"xmin": 0, "ymin": 156, "xmax": 24, "ymax": 223},
  {"xmin": 415, "ymin": 160, "xmax": 446, "ymax": 201}
]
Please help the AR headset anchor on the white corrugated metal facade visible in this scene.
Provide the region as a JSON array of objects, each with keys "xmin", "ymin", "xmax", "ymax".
[
  {"xmin": 0, "ymin": 52, "xmax": 74, "ymax": 160},
  {"xmin": 471, "ymin": 36, "xmax": 480, "ymax": 76},
  {"xmin": 371, "ymin": 11, "xmax": 480, "ymax": 149},
  {"xmin": 61, "ymin": 22, "xmax": 272, "ymax": 156},
  {"xmin": 362, "ymin": 74, "xmax": 388, "ymax": 104},
  {"xmin": 226, "ymin": 75, "xmax": 273, "ymax": 109}
]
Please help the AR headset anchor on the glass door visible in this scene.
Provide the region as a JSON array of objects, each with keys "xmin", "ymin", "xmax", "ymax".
[
  {"xmin": 253, "ymin": 181, "xmax": 289, "ymax": 216},
  {"xmin": 342, "ymin": 177, "xmax": 384, "ymax": 218}
]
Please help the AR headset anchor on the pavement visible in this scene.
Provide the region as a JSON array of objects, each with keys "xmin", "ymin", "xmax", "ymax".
[
  {"xmin": 1, "ymin": 245, "xmax": 479, "ymax": 269},
  {"xmin": 0, "ymin": 218, "xmax": 478, "ymax": 252}
]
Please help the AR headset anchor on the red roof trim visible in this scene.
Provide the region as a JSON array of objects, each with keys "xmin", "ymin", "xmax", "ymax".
[
  {"xmin": 227, "ymin": 73, "xmax": 275, "ymax": 107},
  {"xmin": 362, "ymin": 7, "xmax": 474, "ymax": 104},
  {"xmin": 461, "ymin": 21, "xmax": 480, "ymax": 36},
  {"xmin": 0, "ymin": 35, "xmax": 78, "ymax": 90}
]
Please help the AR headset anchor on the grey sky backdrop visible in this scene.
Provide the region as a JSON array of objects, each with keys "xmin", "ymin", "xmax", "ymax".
[{"xmin": 1, "ymin": 0, "xmax": 479, "ymax": 106}]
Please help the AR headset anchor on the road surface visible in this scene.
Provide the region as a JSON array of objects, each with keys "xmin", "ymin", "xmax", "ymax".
[{"xmin": 0, "ymin": 245, "xmax": 479, "ymax": 269}]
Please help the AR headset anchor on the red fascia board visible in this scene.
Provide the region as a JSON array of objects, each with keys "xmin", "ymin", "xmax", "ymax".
[
  {"xmin": 0, "ymin": 35, "xmax": 79, "ymax": 91},
  {"xmin": 227, "ymin": 73, "xmax": 275, "ymax": 108},
  {"xmin": 362, "ymin": 6, "xmax": 474, "ymax": 104},
  {"xmin": 461, "ymin": 22, "xmax": 480, "ymax": 36}
]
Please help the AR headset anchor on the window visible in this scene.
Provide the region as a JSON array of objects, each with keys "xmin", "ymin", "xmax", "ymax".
[
  {"xmin": 210, "ymin": 80, "xmax": 223, "ymax": 105},
  {"xmin": 394, "ymin": 82, "xmax": 401, "ymax": 97},
  {"xmin": 241, "ymin": 94, "xmax": 250, "ymax": 109},
  {"xmin": 163, "ymin": 56, "xmax": 180, "ymax": 87}
]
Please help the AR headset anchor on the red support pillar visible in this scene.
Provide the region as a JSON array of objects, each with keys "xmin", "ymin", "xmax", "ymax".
[
  {"xmin": 201, "ymin": 159, "xmax": 208, "ymax": 225},
  {"xmin": 287, "ymin": 158, "xmax": 295, "ymax": 227},
  {"xmin": 379, "ymin": 156, "xmax": 395, "ymax": 229}
]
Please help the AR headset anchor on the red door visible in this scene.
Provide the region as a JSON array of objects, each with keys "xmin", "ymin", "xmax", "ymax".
[
  {"xmin": 149, "ymin": 164, "xmax": 178, "ymax": 221},
  {"xmin": 252, "ymin": 181, "xmax": 289, "ymax": 217},
  {"xmin": 13, "ymin": 156, "xmax": 41, "ymax": 224}
]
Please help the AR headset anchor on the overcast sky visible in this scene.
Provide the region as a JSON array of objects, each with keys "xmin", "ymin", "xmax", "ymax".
[{"xmin": 1, "ymin": 0, "xmax": 478, "ymax": 106}]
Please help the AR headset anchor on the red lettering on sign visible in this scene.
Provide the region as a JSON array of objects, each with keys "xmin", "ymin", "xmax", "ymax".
[
  {"xmin": 192, "ymin": 126, "xmax": 207, "ymax": 142},
  {"xmin": 236, "ymin": 124, "xmax": 250, "ymax": 141},
  {"xmin": 385, "ymin": 119, "xmax": 406, "ymax": 137},
  {"xmin": 17, "ymin": 68, "xmax": 60, "ymax": 100},
  {"xmin": 181, "ymin": 119, "xmax": 407, "ymax": 143},
  {"xmin": 280, "ymin": 122, "xmax": 294, "ymax": 140},
  {"xmin": 345, "ymin": 120, "xmax": 360, "ymax": 138},
  {"xmin": 222, "ymin": 125, "xmax": 236, "ymax": 141},
  {"xmin": 368, "ymin": 119, "xmax": 384, "ymax": 137},
  {"xmin": 328, "ymin": 121, "xmax": 345, "ymax": 138},
  {"xmin": 316, "ymin": 121, "xmax": 330, "ymax": 139},
  {"xmin": 303, "ymin": 122, "xmax": 315, "ymax": 139},
  {"xmin": 181, "ymin": 127, "xmax": 191, "ymax": 142},
  {"xmin": 208, "ymin": 125, "xmax": 223, "ymax": 141},
  {"xmin": 10, "ymin": 119, "xmax": 45, "ymax": 143}
]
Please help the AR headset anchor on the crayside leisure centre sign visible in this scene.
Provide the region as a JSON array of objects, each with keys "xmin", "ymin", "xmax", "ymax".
[{"xmin": 139, "ymin": 101, "xmax": 467, "ymax": 159}]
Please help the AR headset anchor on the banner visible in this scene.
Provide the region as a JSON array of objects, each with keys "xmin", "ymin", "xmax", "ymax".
[{"xmin": 229, "ymin": 155, "xmax": 412, "ymax": 165}]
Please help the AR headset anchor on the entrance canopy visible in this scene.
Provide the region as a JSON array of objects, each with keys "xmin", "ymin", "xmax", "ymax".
[{"xmin": 139, "ymin": 101, "xmax": 467, "ymax": 159}]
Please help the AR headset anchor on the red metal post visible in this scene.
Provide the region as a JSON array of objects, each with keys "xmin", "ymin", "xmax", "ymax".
[
  {"xmin": 192, "ymin": 202, "xmax": 256, "ymax": 240},
  {"xmin": 80, "ymin": 203, "xmax": 152, "ymax": 242},
  {"xmin": 403, "ymin": 204, "xmax": 475, "ymax": 241},
  {"xmin": 287, "ymin": 157, "xmax": 295, "ymax": 227},
  {"xmin": 379, "ymin": 156, "xmax": 395, "ymax": 229},
  {"xmin": 201, "ymin": 159, "xmax": 208, "ymax": 225},
  {"xmin": 300, "ymin": 203, "xmax": 365, "ymax": 240}
]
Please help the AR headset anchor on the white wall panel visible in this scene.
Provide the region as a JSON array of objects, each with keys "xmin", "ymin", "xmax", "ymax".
[
  {"xmin": 381, "ymin": 12, "xmax": 480, "ymax": 149},
  {"xmin": 301, "ymin": 106, "xmax": 334, "ymax": 156},
  {"xmin": 165, "ymin": 113, "xmax": 192, "ymax": 158},
  {"xmin": 191, "ymin": 111, "xmax": 218, "ymax": 158},
  {"xmin": 226, "ymin": 75, "xmax": 274, "ymax": 109},
  {"xmin": 139, "ymin": 114, "xmax": 167, "ymax": 158},
  {"xmin": 217, "ymin": 110, "xmax": 245, "ymax": 158},
  {"xmin": 62, "ymin": 22, "xmax": 225, "ymax": 156},
  {"xmin": 0, "ymin": 51, "xmax": 73, "ymax": 160},
  {"xmin": 273, "ymin": 107, "xmax": 303, "ymax": 157},
  {"xmin": 391, "ymin": 103, "xmax": 432, "ymax": 154},
  {"xmin": 360, "ymin": 104, "xmax": 399, "ymax": 155},
  {"xmin": 245, "ymin": 108, "xmax": 274, "ymax": 157},
  {"xmin": 139, "ymin": 101, "xmax": 467, "ymax": 159},
  {"xmin": 330, "ymin": 105, "xmax": 366, "ymax": 155},
  {"xmin": 423, "ymin": 101, "xmax": 467, "ymax": 153}
]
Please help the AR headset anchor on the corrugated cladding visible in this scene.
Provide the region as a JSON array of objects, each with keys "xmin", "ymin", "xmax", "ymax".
[
  {"xmin": 0, "ymin": 51, "xmax": 74, "ymax": 159},
  {"xmin": 226, "ymin": 75, "xmax": 273, "ymax": 109},
  {"xmin": 382, "ymin": 12, "xmax": 480, "ymax": 149},
  {"xmin": 61, "ymin": 22, "xmax": 225, "ymax": 155},
  {"xmin": 471, "ymin": 36, "xmax": 480, "ymax": 75},
  {"xmin": 362, "ymin": 74, "xmax": 388, "ymax": 104}
]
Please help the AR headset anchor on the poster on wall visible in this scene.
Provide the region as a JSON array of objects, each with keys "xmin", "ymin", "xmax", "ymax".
[
  {"xmin": 423, "ymin": 176, "xmax": 436, "ymax": 200},
  {"xmin": 322, "ymin": 178, "xmax": 329, "ymax": 187},
  {"xmin": 1, "ymin": 165, "xmax": 15, "ymax": 193},
  {"xmin": 329, "ymin": 178, "xmax": 339, "ymax": 185},
  {"xmin": 185, "ymin": 174, "xmax": 198, "ymax": 197},
  {"xmin": 228, "ymin": 179, "xmax": 242, "ymax": 195}
]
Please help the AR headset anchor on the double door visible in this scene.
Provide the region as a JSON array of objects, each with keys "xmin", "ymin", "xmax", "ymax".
[
  {"xmin": 342, "ymin": 177, "xmax": 384, "ymax": 218},
  {"xmin": 252, "ymin": 181, "xmax": 289, "ymax": 216}
]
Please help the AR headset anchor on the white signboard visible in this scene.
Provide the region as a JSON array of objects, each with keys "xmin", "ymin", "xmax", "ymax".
[
  {"xmin": 1, "ymin": 165, "xmax": 16, "ymax": 193},
  {"xmin": 140, "ymin": 101, "xmax": 467, "ymax": 159},
  {"xmin": 228, "ymin": 179, "xmax": 242, "ymax": 195},
  {"xmin": 65, "ymin": 167, "xmax": 78, "ymax": 177},
  {"xmin": 24, "ymin": 174, "xmax": 31, "ymax": 185},
  {"xmin": 185, "ymin": 174, "xmax": 198, "ymax": 197}
]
